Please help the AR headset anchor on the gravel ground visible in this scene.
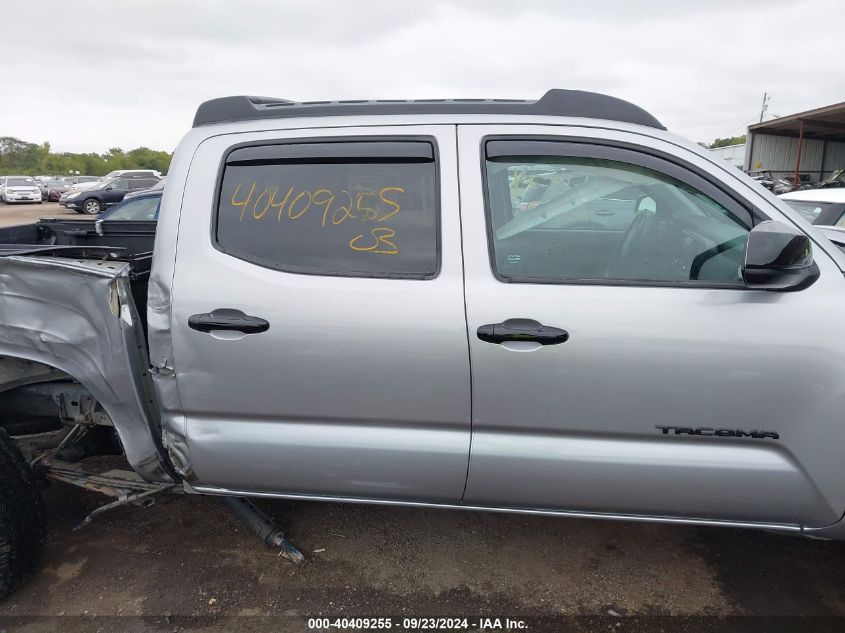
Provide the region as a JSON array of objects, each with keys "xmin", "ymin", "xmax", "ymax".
[{"xmin": 0, "ymin": 202, "xmax": 80, "ymax": 227}]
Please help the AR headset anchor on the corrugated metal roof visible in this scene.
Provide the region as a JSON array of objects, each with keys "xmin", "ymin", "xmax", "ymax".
[{"xmin": 749, "ymin": 101, "xmax": 845, "ymax": 141}]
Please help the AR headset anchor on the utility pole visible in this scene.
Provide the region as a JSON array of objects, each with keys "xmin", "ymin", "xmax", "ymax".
[{"xmin": 759, "ymin": 92, "xmax": 770, "ymax": 123}]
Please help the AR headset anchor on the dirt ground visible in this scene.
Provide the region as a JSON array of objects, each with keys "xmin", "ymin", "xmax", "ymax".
[
  {"xmin": 1, "ymin": 460, "xmax": 845, "ymax": 631},
  {"xmin": 0, "ymin": 202, "xmax": 79, "ymax": 227}
]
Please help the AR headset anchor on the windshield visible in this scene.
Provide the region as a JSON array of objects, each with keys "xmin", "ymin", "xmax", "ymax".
[
  {"xmin": 783, "ymin": 200, "xmax": 835, "ymax": 224},
  {"xmin": 6, "ymin": 177, "xmax": 36, "ymax": 187},
  {"xmin": 102, "ymin": 171, "xmax": 121, "ymax": 179},
  {"xmin": 102, "ymin": 196, "xmax": 160, "ymax": 221}
]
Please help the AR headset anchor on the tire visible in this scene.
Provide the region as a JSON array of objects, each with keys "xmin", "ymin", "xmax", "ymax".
[
  {"xmin": 82, "ymin": 198, "xmax": 102, "ymax": 215},
  {"xmin": 0, "ymin": 430, "xmax": 46, "ymax": 600}
]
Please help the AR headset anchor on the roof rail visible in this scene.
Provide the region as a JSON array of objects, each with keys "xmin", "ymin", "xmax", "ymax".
[{"xmin": 192, "ymin": 89, "xmax": 665, "ymax": 130}]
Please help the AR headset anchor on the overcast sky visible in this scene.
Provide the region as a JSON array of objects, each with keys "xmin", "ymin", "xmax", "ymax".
[{"xmin": 2, "ymin": 0, "xmax": 841, "ymax": 154}]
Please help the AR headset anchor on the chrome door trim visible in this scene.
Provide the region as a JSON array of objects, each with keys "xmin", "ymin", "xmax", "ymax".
[{"xmin": 187, "ymin": 482, "xmax": 801, "ymax": 533}]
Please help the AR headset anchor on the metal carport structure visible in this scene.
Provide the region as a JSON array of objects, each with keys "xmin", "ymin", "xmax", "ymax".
[{"xmin": 745, "ymin": 101, "xmax": 845, "ymax": 185}]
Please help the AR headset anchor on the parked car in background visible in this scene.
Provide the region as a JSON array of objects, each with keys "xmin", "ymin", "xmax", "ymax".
[
  {"xmin": 0, "ymin": 176, "xmax": 42, "ymax": 204},
  {"xmin": 35, "ymin": 179, "xmax": 49, "ymax": 200},
  {"xmin": 101, "ymin": 169, "xmax": 161, "ymax": 180},
  {"xmin": 60, "ymin": 175, "xmax": 160, "ymax": 214},
  {"xmin": 62, "ymin": 175, "xmax": 106, "ymax": 195},
  {"xmin": 65, "ymin": 172, "xmax": 161, "ymax": 197},
  {"xmin": 65, "ymin": 175, "xmax": 99, "ymax": 186},
  {"xmin": 122, "ymin": 176, "xmax": 166, "ymax": 200},
  {"xmin": 43, "ymin": 178, "xmax": 70, "ymax": 202},
  {"xmin": 779, "ymin": 188, "xmax": 845, "ymax": 226}
]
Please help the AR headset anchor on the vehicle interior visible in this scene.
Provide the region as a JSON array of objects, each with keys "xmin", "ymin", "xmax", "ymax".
[{"xmin": 485, "ymin": 157, "xmax": 751, "ymax": 284}]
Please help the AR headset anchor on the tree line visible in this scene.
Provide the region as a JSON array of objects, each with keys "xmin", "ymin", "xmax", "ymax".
[
  {"xmin": 708, "ymin": 135, "xmax": 746, "ymax": 149},
  {"xmin": 0, "ymin": 136, "xmax": 171, "ymax": 177}
]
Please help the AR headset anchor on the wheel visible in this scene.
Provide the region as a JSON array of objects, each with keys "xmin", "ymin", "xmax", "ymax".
[
  {"xmin": 82, "ymin": 198, "xmax": 102, "ymax": 215},
  {"xmin": 0, "ymin": 430, "xmax": 46, "ymax": 599}
]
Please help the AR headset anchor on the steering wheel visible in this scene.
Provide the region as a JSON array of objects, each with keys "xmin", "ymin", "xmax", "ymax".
[{"xmin": 605, "ymin": 210, "xmax": 655, "ymax": 278}]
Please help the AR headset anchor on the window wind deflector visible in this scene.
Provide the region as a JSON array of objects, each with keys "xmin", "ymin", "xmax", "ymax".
[
  {"xmin": 486, "ymin": 140, "xmax": 595, "ymax": 160},
  {"xmin": 226, "ymin": 141, "xmax": 434, "ymax": 165}
]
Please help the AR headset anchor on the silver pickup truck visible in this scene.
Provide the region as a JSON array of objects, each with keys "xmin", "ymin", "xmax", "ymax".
[{"xmin": 3, "ymin": 89, "xmax": 845, "ymax": 598}]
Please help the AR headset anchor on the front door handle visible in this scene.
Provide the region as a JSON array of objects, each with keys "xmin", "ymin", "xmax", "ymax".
[
  {"xmin": 188, "ymin": 310, "xmax": 269, "ymax": 334},
  {"xmin": 477, "ymin": 318, "xmax": 569, "ymax": 346}
]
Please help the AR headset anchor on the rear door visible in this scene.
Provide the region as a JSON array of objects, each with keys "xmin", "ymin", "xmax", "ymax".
[
  {"xmin": 129, "ymin": 178, "xmax": 159, "ymax": 192},
  {"xmin": 170, "ymin": 125, "xmax": 472, "ymax": 501},
  {"xmin": 457, "ymin": 124, "xmax": 845, "ymax": 527}
]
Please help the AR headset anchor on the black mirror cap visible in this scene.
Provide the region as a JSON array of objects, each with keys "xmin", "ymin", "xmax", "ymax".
[{"xmin": 743, "ymin": 220, "xmax": 820, "ymax": 292}]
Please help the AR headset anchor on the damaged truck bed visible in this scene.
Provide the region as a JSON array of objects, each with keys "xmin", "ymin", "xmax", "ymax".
[
  {"xmin": 0, "ymin": 249, "xmax": 172, "ymax": 482},
  {"xmin": 0, "ymin": 246, "xmax": 306, "ymax": 571}
]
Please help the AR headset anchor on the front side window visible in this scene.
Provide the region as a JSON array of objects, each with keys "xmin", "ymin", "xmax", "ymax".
[
  {"xmin": 215, "ymin": 140, "xmax": 439, "ymax": 278},
  {"xmin": 484, "ymin": 145, "xmax": 753, "ymax": 285},
  {"xmin": 104, "ymin": 197, "xmax": 160, "ymax": 221}
]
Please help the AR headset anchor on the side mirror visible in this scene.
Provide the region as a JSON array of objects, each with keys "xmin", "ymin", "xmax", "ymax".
[
  {"xmin": 105, "ymin": 185, "xmax": 114, "ymax": 191},
  {"xmin": 743, "ymin": 220, "xmax": 820, "ymax": 291}
]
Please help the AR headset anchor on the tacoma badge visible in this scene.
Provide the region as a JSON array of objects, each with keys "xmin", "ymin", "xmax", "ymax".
[{"xmin": 655, "ymin": 425, "xmax": 780, "ymax": 440}]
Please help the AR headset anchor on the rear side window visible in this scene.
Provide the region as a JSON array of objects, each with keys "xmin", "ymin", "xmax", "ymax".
[
  {"xmin": 215, "ymin": 139, "xmax": 439, "ymax": 279},
  {"xmin": 131, "ymin": 178, "xmax": 158, "ymax": 189}
]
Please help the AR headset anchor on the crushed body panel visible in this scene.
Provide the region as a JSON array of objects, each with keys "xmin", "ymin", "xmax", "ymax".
[{"xmin": 0, "ymin": 255, "xmax": 173, "ymax": 482}]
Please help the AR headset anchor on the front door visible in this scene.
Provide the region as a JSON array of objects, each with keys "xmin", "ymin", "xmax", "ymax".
[
  {"xmin": 103, "ymin": 178, "xmax": 130, "ymax": 205},
  {"xmin": 170, "ymin": 125, "xmax": 471, "ymax": 502},
  {"xmin": 457, "ymin": 125, "xmax": 845, "ymax": 527}
]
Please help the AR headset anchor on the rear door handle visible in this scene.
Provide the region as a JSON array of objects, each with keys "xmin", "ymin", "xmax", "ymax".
[
  {"xmin": 477, "ymin": 319, "xmax": 569, "ymax": 346},
  {"xmin": 593, "ymin": 210, "xmax": 615, "ymax": 216},
  {"xmin": 188, "ymin": 310, "xmax": 269, "ymax": 334}
]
